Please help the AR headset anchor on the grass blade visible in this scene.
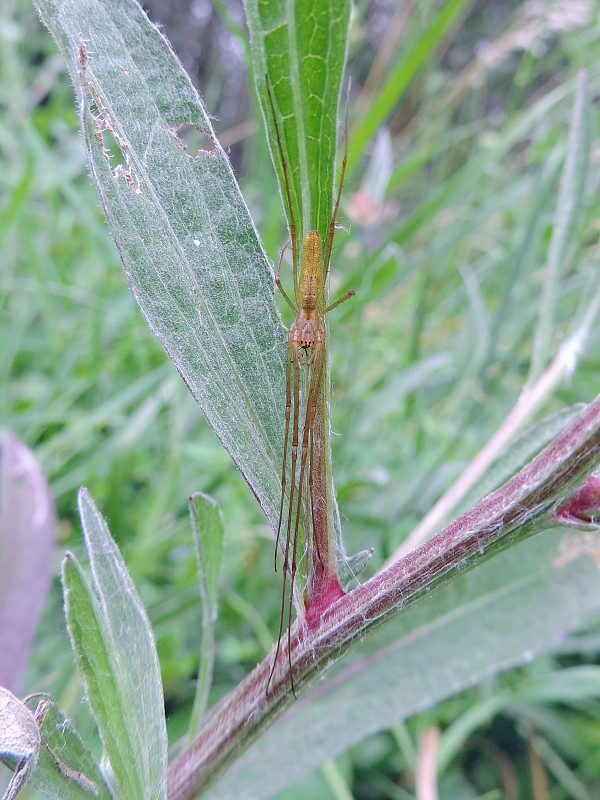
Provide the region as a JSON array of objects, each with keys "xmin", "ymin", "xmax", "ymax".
[
  {"xmin": 529, "ymin": 71, "xmax": 591, "ymax": 382},
  {"xmin": 186, "ymin": 493, "xmax": 223, "ymax": 740},
  {"xmin": 347, "ymin": 0, "xmax": 471, "ymax": 175}
]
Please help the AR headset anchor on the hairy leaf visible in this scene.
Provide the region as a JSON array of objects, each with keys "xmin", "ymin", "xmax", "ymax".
[
  {"xmin": 62, "ymin": 489, "xmax": 167, "ymax": 800},
  {"xmin": 34, "ymin": 0, "xmax": 286, "ymax": 530}
]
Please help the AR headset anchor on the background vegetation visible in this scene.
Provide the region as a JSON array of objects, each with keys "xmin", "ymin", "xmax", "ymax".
[{"xmin": 3, "ymin": 0, "xmax": 600, "ymax": 797}]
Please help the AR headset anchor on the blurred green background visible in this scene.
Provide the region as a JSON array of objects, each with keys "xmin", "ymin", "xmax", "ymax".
[{"xmin": 3, "ymin": 0, "xmax": 600, "ymax": 797}]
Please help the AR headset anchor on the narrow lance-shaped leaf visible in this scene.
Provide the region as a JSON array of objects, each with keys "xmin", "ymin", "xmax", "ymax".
[
  {"xmin": 529, "ymin": 71, "xmax": 591, "ymax": 381},
  {"xmin": 245, "ymin": 0, "xmax": 351, "ymax": 244},
  {"xmin": 245, "ymin": 0, "xmax": 369, "ymax": 583},
  {"xmin": 34, "ymin": 0, "xmax": 286, "ymax": 530},
  {"xmin": 62, "ymin": 488, "xmax": 167, "ymax": 800}
]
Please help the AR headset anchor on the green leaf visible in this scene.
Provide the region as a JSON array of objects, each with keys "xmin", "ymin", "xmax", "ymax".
[
  {"xmin": 205, "ymin": 531, "xmax": 600, "ymax": 799},
  {"xmin": 245, "ymin": 0, "xmax": 365, "ymax": 582},
  {"xmin": 0, "ymin": 686, "xmax": 40, "ymax": 800},
  {"xmin": 245, "ymin": 0, "xmax": 351, "ymax": 249},
  {"xmin": 186, "ymin": 493, "xmax": 223, "ymax": 739},
  {"xmin": 62, "ymin": 488, "xmax": 167, "ymax": 800},
  {"xmin": 27, "ymin": 696, "xmax": 110, "ymax": 800},
  {"xmin": 191, "ymin": 494, "xmax": 223, "ymax": 612},
  {"xmin": 34, "ymin": 0, "xmax": 286, "ymax": 531},
  {"xmin": 1, "ymin": 689, "xmax": 109, "ymax": 800}
]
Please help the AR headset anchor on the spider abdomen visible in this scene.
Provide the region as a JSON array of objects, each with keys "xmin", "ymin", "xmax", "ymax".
[{"xmin": 298, "ymin": 230, "xmax": 323, "ymax": 311}]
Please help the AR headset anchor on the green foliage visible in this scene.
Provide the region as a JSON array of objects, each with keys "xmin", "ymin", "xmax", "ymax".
[
  {"xmin": 0, "ymin": 688, "xmax": 110, "ymax": 800},
  {"xmin": 4, "ymin": 0, "xmax": 600, "ymax": 798},
  {"xmin": 35, "ymin": 0, "xmax": 286, "ymax": 537},
  {"xmin": 245, "ymin": 0, "xmax": 350, "ymax": 244},
  {"xmin": 346, "ymin": 0, "xmax": 471, "ymax": 175},
  {"xmin": 208, "ymin": 531, "xmax": 600, "ymax": 799},
  {"xmin": 28, "ymin": 695, "xmax": 111, "ymax": 800},
  {"xmin": 186, "ymin": 493, "xmax": 223, "ymax": 738},
  {"xmin": 63, "ymin": 490, "xmax": 167, "ymax": 799}
]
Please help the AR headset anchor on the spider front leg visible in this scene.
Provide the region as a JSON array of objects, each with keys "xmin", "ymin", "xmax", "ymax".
[{"xmin": 275, "ymin": 243, "xmax": 297, "ymax": 316}]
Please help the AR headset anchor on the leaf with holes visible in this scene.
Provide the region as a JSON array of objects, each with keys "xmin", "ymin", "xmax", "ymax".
[{"xmin": 34, "ymin": 0, "xmax": 286, "ymax": 529}]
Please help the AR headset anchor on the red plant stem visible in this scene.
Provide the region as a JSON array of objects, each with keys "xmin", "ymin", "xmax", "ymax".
[{"xmin": 168, "ymin": 395, "xmax": 600, "ymax": 800}]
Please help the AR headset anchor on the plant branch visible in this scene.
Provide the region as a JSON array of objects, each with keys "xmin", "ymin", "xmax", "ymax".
[{"xmin": 168, "ymin": 394, "xmax": 600, "ymax": 800}]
